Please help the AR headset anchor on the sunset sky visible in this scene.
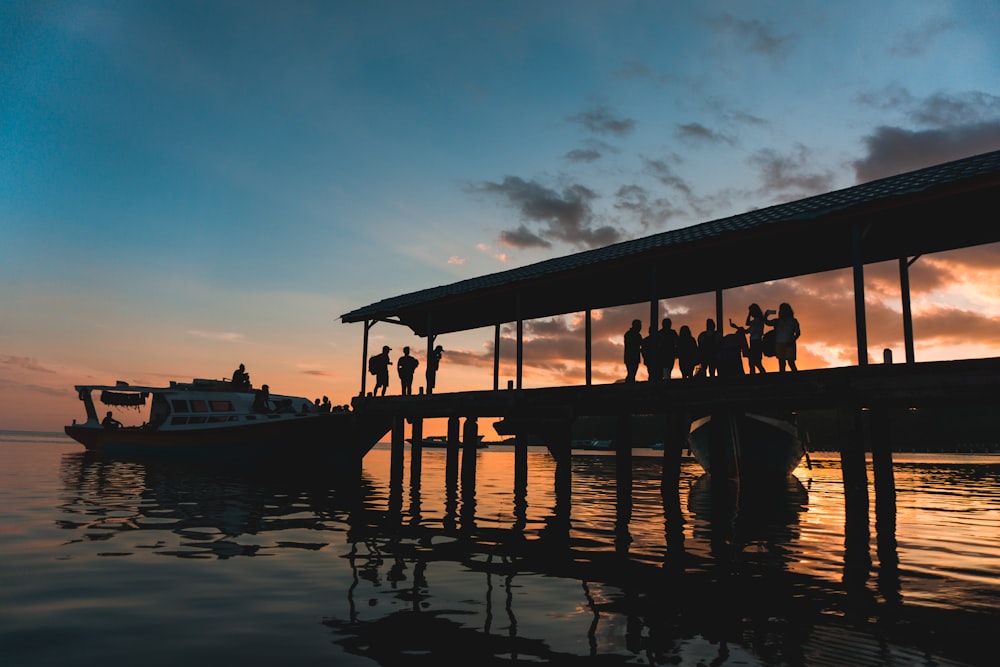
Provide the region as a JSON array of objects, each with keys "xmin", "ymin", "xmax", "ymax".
[{"xmin": 3, "ymin": 1, "xmax": 1000, "ymax": 432}]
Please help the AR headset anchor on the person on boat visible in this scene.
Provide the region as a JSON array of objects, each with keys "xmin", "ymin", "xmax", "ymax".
[
  {"xmin": 658, "ymin": 317, "xmax": 678, "ymax": 380},
  {"xmin": 102, "ymin": 411, "xmax": 123, "ymax": 429},
  {"xmin": 765, "ymin": 302, "xmax": 801, "ymax": 372},
  {"xmin": 739, "ymin": 304, "xmax": 768, "ymax": 374},
  {"xmin": 677, "ymin": 325, "xmax": 699, "ymax": 378},
  {"xmin": 369, "ymin": 345, "xmax": 392, "ymax": 396},
  {"xmin": 320, "ymin": 396, "xmax": 332, "ymax": 412},
  {"xmin": 396, "ymin": 346, "xmax": 419, "ymax": 395},
  {"xmin": 623, "ymin": 319, "xmax": 643, "ymax": 382},
  {"xmin": 252, "ymin": 384, "xmax": 272, "ymax": 412},
  {"xmin": 696, "ymin": 318, "xmax": 722, "ymax": 377},
  {"xmin": 425, "ymin": 345, "xmax": 443, "ymax": 394},
  {"xmin": 231, "ymin": 363, "xmax": 251, "ymax": 388}
]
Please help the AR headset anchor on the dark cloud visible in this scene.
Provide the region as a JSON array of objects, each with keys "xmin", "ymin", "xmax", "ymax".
[
  {"xmin": 498, "ymin": 224, "xmax": 550, "ymax": 249},
  {"xmin": 302, "ymin": 369, "xmax": 333, "ymax": 377},
  {"xmin": 853, "ymin": 121, "xmax": 1000, "ymax": 182},
  {"xmin": 748, "ymin": 145, "xmax": 835, "ymax": 197},
  {"xmin": 675, "ymin": 122, "xmax": 735, "ymax": 145},
  {"xmin": 564, "ymin": 148, "xmax": 602, "ymax": 163},
  {"xmin": 856, "ymin": 86, "xmax": 1000, "ymax": 127},
  {"xmin": 471, "ymin": 176, "xmax": 623, "ymax": 249},
  {"xmin": 642, "ymin": 158, "xmax": 694, "ymax": 197},
  {"xmin": 614, "ymin": 184, "xmax": 683, "ymax": 231},
  {"xmin": 712, "ymin": 13, "xmax": 796, "ymax": 60},
  {"xmin": 566, "ymin": 104, "xmax": 636, "ymax": 137}
]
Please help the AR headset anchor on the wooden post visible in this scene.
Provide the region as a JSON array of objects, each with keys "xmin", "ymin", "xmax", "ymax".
[
  {"xmin": 839, "ymin": 405, "xmax": 871, "ymax": 587},
  {"xmin": 461, "ymin": 416, "xmax": 479, "ymax": 484},
  {"xmin": 446, "ymin": 416, "xmax": 460, "ymax": 489},
  {"xmin": 409, "ymin": 417, "xmax": 423, "ymax": 483},
  {"xmin": 870, "ymin": 405, "xmax": 900, "ymax": 602}
]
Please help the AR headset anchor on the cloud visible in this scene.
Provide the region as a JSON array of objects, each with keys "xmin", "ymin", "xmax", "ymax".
[
  {"xmin": 447, "ymin": 256, "xmax": 467, "ymax": 265},
  {"xmin": 712, "ymin": 13, "xmax": 796, "ymax": 61},
  {"xmin": 471, "ymin": 176, "xmax": 623, "ymax": 249},
  {"xmin": 857, "ymin": 86, "xmax": 1000, "ymax": 127},
  {"xmin": 888, "ymin": 17, "xmax": 956, "ymax": 57},
  {"xmin": 675, "ymin": 122, "xmax": 736, "ymax": 146},
  {"xmin": 1, "ymin": 355, "xmax": 56, "ymax": 373},
  {"xmin": 853, "ymin": 121, "xmax": 1000, "ymax": 182},
  {"xmin": 566, "ymin": 104, "xmax": 636, "ymax": 137},
  {"xmin": 186, "ymin": 330, "xmax": 246, "ymax": 342},
  {"xmin": 564, "ymin": 148, "xmax": 602, "ymax": 163},
  {"xmin": 748, "ymin": 145, "xmax": 835, "ymax": 197},
  {"xmin": 614, "ymin": 184, "xmax": 683, "ymax": 231},
  {"xmin": 301, "ymin": 369, "xmax": 333, "ymax": 377}
]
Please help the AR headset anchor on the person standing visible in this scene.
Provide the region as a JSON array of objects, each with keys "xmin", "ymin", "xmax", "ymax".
[
  {"xmin": 658, "ymin": 317, "xmax": 678, "ymax": 379},
  {"xmin": 624, "ymin": 319, "xmax": 643, "ymax": 382},
  {"xmin": 425, "ymin": 345, "xmax": 443, "ymax": 394},
  {"xmin": 641, "ymin": 323, "xmax": 660, "ymax": 381},
  {"xmin": 396, "ymin": 346, "xmax": 420, "ymax": 395},
  {"xmin": 696, "ymin": 318, "xmax": 721, "ymax": 377},
  {"xmin": 766, "ymin": 302, "xmax": 801, "ymax": 372},
  {"xmin": 677, "ymin": 325, "xmax": 699, "ymax": 378},
  {"xmin": 741, "ymin": 304, "xmax": 768, "ymax": 374},
  {"xmin": 369, "ymin": 345, "xmax": 392, "ymax": 396}
]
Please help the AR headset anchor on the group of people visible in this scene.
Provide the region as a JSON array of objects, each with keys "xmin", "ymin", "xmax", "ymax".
[
  {"xmin": 624, "ymin": 302, "xmax": 800, "ymax": 381},
  {"xmin": 368, "ymin": 344, "xmax": 443, "ymax": 397}
]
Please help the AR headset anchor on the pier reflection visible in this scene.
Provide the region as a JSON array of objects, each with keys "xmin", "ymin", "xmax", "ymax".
[{"xmin": 55, "ymin": 449, "xmax": 992, "ymax": 666}]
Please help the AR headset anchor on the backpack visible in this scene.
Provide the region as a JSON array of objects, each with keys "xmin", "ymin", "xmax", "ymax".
[{"xmin": 368, "ymin": 355, "xmax": 378, "ymax": 375}]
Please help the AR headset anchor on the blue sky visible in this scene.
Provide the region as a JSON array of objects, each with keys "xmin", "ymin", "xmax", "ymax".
[{"xmin": 3, "ymin": 1, "xmax": 1000, "ymax": 430}]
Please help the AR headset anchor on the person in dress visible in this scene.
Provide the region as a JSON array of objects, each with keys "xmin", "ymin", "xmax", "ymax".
[
  {"xmin": 677, "ymin": 325, "xmax": 700, "ymax": 378},
  {"xmin": 741, "ymin": 304, "xmax": 768, "ymax": 374},
  {"xmin": 765, "ymin": 302, "xmax": 801, "ymax": 372}
]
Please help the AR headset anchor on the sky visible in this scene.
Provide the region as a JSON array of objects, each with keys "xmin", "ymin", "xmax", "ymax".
[{"xmin": 3, "ymin": 0, "xmax": 1000, "ymax": 432}]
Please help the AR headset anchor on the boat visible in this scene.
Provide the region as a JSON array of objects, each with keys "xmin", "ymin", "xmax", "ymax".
[
  {"xmin": 64, "ymin": 378, "xmax": 392, "ymax": 461},
  {"xmin": 406, "ymin": 434, "xmax": 487, "ymax": 448},
  {"xmin": 687, "ymin": 411, "xmax": 808, "ymax": 480},
  {"xmin": 571, "ymin": 438, "xmax": 614, "ymax": 451}
]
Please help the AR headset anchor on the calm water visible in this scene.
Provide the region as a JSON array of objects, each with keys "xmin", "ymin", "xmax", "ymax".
[{"xmin": 1, "ymin": 431, "xmax": 998, "ymax": 666}]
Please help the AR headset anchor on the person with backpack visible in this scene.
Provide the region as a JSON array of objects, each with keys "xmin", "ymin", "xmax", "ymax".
[{"xmin": 369, "ymin": 345, "xmax": 392, "ymax": 396}]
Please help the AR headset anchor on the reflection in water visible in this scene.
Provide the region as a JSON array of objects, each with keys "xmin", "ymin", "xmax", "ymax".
[{"xmin": 49, "ymin": 448, "xmax": 997, "ymax": 666}]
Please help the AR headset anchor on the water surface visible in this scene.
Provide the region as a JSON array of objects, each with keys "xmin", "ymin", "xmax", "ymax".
[{"xmin": 1, "ymin": 432, "xmax": 997, "ymax": 665}]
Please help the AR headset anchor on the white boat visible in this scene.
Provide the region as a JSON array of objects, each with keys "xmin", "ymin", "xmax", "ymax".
[
  {"xmin": 406, "ymin": 434, "xmax": 487, "ymax": 448},
  {"xmin": 571, "ymin": 438, "xmax": 614, "ymax": 451},
  {"xmin": 64, "ymin": 378, "xmax": 391, "ymax": 462},
  {"xmin": 687, "ymin": 412, "xmax": 808, "ymax": 480}
]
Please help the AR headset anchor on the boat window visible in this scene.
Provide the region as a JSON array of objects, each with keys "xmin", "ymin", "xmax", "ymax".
[
  {"xmin": 209, "ymin": 400, "xmax": 234, "ymax": 412},
  {"xmin": 171, "ymin": 400, "xmax": 188, "ymax": 413},
  {"xmin": 190, "ymin": 400, "xmax": 209, "ymax": 412},
  {"xmin": 208, "ymin": 415, "xmax": 229, "ymax": 423},
  {"xmin": 245, "ymin": 415, "xmax": 257, "ymax": 421},
  {"xmin": 188, "ymin": 415, "xmax": 207, "ymax": 424},
  {"xmin": 170, "ymin": 416, "xmax": 188, "ymax": 425}
]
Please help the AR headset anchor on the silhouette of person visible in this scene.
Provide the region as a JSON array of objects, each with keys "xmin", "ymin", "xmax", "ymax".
[
  {"xmin": 320, "ymin": 396, "xmax": 332, "ymax": 412},
  {"xmin": 641, "ymin": 323, "xmax": 660, "ymax": 381},
  {"xmin": 396, "ymin": 346, "xmax": 420, "ymax": 395},
  {"xmin": 740, "ymin": 304, "xmax": 768, "ymax": 374},
  {"xmin": 425, "ymin": 345, "xmax": 443, "ymax": 394},
  {"xmin": 677, "ymin": 325, "xmax": 699, "ymax": 378},
  {"xmin": 658, "ymin": 317, "xmax": 678, "ymax": 379},
  {"xmin": 102, "ymin": 411, "xmax": 122, "ymax": 429},
  {"xmin": 231, "ymin": 363, "xmax": 250, "ymax": 388},
  {"xmin": 766, "ymin": 302, "xmax": 801, "ymax": 372},
  {"xmin": 721, "ymin": 319, "xmax": 749, "ymax": 377},
  {"xmin": 624, "ymin": 319, "xmax": 643, "ymax": 382},
  {"xmin": 696, "ymin": 318, "xmax": 722, "ymax": 377},
  {"xmin": 253, "ymin": 384, "xmax": 271, "ymax": 412},
  {"xmin": 370, "ymin": 345, "xmax": 392, "ymax": 396}
]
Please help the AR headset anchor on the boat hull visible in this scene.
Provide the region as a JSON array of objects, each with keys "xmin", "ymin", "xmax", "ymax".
[
  {"xmin": 687, "ymin": 412, "xmax": 806, "ymax": 480},
  {"xmin": 65, "ymin": 413, "xmax": 391, "ymax": 463}
]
